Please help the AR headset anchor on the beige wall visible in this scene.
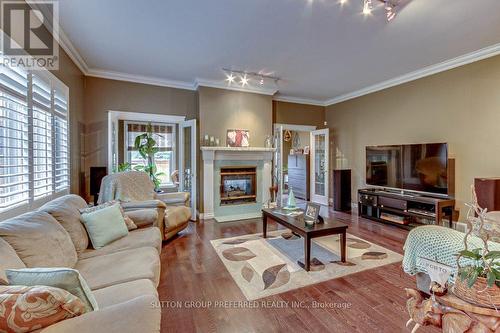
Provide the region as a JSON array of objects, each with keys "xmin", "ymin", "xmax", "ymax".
[
  {"xmin": 273, "ymin": 101, "xmax": 326, "ymax": 129},
  {"xmin": 198, "ymin": 87, "xmax": 273, "ymax": 147},
  {"xmin": 82, "ymin": 77, "xmax": 197, "ymax": 197},
  {"xmin": 326, "ymin": 55, "xmax": 500, "ymax": 220},
  {"xmin": 197, "ymin": 86, "xmax": 273, "ymax": 212},
  {"xmin": 50, "ymin": 49, "xmax": 86, "ymax": 196}
]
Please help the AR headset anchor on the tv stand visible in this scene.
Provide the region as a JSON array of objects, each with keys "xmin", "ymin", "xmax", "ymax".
[{"xmin": 357, "ymin": 188, "xmax": 455, "ymax": 229}]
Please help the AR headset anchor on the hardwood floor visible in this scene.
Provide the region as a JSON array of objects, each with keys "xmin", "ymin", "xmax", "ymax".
[{"xmin": 158, "ymin": 210, "xmax": 439, "ymax": 333}]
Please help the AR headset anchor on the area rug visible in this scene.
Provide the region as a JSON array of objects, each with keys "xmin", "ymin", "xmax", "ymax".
[{"xmin": 210, "ymin": 230, "xmax": 403, "ymax": 300}]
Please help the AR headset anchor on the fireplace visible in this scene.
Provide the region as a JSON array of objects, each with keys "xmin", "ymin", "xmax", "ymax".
[{"xmin": 220, "ymin": 166, "xmax": 256, "ymax": 205}]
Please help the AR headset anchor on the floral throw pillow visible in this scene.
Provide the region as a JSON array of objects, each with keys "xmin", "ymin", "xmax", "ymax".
[
  {"xmin": 80, "ymin": 201, "xmax": 137, "ymax": 231},
  {"xmin": 0, "ymin": 285, "xmax": 87, "ymax": 332}
]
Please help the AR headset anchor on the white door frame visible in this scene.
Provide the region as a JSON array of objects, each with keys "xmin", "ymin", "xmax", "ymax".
[
  {"xmin": 310, "ymin": 128, "xmax": 329, "ymax": 206},
  {"xmin": 272, "ymin": 123, "xmax": 317, "ymax": 206},
  {"xmin": 179, "ymin": 119, "xmax": 197, "ymax": 220}
]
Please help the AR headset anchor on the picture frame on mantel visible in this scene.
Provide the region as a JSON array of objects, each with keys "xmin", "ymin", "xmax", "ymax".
[{"xmin": 226, "ymin": 129, "xmax": 250, "ymax": 147}]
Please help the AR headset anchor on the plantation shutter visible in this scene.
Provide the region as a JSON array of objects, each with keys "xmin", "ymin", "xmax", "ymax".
[
  {"xmin": 31, "ymin": 74, "xmax": 53, "ymax": 199},
  {"xmin": 0, "ymin": 64, "xmax": 70, "ymax": 218},
  {"xmin": 54, "ymin": 87, "xmax": 69, "ymax": 191},
  {"xmin": 0, "ymin": 65, "xmax": 30, "ymax": 210}
]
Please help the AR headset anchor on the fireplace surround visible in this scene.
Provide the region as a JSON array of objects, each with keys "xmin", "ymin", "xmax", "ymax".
[{"xmin": 201, "ymin": 147, "xmax": 275, "ymax": 222}]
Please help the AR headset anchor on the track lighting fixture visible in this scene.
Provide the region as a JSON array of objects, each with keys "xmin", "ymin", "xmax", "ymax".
[
  {"xmin": 225, "ymin": 73, "xmax": 235, "ymax": 84},
  {"xmin": 363, "ymin": 0, "xmax": 372, "ymax": 15},
  {"xmin": 222, "ymin": 68, "xmax": 280, "ymax": 88},
  {"xmin": 240, "ymin": 75, "xmax": 249, "ymax": 86},
  {"xmin": 340, "ymin": 0, "xmax": 404, "ymax": 21}
]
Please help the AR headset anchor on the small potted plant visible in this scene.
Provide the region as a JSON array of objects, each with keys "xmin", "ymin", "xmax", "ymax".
[{"xmin": 454, "ymin": 187, "xmax": 500, "ymax": 308}]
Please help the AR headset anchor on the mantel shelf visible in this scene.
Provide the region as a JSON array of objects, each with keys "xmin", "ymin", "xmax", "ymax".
[{"xmin": 200, "ymin": 146, "xmax": 276, "ymax": 152}]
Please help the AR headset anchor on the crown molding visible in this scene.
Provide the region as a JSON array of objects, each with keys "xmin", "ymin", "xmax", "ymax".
[
  {"xmin": 273, "ymin": 95, "xmax": 326, "ymax": 107},
  {"xmin": 194, "ymin": 78, "xmax": 278, "ymax": 96},
  {"xmin": 87, "ymin": 68, "xmax": 197, "ymax": 91},
  {"xmin": 57, "ymin": 28, "xmax": 90, "ymax": 74},
  {"xmin": 26, "ymin": 1, "xmax": 89, "ymax": 74},
  {"xmin": 325, "ymin": 43, "xmax": 500, "ymax": 106}
]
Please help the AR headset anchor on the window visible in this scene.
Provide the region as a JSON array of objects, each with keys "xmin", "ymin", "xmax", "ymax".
[
  {"xmin": 124, "ymin": 122, "xmax": 175, "ymax": 187},
  {"xmin": 0, "ymin": 64, "xmax": 69, "ymax": 217}
]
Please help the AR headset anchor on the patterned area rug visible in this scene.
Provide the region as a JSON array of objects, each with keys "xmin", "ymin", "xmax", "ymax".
[{"xmin": 211, "ymin": 230, "xmax": 403, "ymax": 300}]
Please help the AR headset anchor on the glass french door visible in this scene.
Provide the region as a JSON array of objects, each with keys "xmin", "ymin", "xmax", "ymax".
[
  {"xmin": 179, "ymin": 119, "xmax": 197, "ymax": 219},
  {"xmin": 310, "ymin": 129, "xmax": 329, "ymax": 205},
  {"xmin": 273, "ymin": 125, "xmax": 284, "ymax": 206}
]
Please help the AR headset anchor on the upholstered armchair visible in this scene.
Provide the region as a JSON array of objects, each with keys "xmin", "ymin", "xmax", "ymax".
[{"xmin": 98, "ymin": 171, "xmax": 192, "ymax": 240}]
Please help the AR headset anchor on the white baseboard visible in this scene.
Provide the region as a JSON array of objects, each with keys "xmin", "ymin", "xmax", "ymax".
[{"xmin": 198, "ymin": 212, "xmax": 215, "ymax": 220}]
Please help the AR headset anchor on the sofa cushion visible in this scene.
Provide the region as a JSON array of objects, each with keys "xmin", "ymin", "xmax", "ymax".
[
  {"xmin": 0, "ymin": 211, "xmax": 78, "ymax": 268},
  {"xmin": 80, "ymin": 204, "xmax": 129, "ymax": 249},
  {"xmin": 125, "ymin": 209, "xmax": 158, "ymax": 227},
  {"xmin": 37, "ymin": 295, "xmax": 160, "ymax": 333},
  {"xmin": 92, "ymin": 279, "xmax": 158, "ymax": 309},
  {"xmin": 75, "ymin": 247, "xmax": 160, "ymax": 290},
  {"xmin": 0, "ymin": 285, "xmax": 87, "ymax": 332},
  {"xmin": 39, "ymin": 195, "xmax": 89, "ymax": 254},
  {"xmin": 78, "ymin": 227, "xmax": 162, "ymax": 260},
  {"xmin": 6, "ymin": 267, "xmax": 99, "ymax": 312},
  {"xmin": 0, "ymin": 237, "xmax": 26, "ymax": 282}
]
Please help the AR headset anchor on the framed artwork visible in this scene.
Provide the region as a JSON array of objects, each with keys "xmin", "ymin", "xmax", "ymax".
[
  {"xmin": 226, "ymin": 129, "xmax": 250, "ymax": 147},
  {"xmin": 304, "ymin": 202, "xmax": 320, "ymax": 222},
  {"xmin": 304, "ymin": 146, "xmax": 310, "ymax": 155}
]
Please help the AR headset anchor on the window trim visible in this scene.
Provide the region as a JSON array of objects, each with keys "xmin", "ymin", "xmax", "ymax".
[
  {"xmin": 0, "ymin": 68, "xmax": 70, "ymax": 222},
  {"xmin": 123, "ymin": 120, "xmax": 177, "ymax": 188}
]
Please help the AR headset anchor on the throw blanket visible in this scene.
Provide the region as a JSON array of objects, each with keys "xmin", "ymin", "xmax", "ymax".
[
  {"xmin": 97, "ymin": 171, "xmax": 155, "ymax": 204},
  {"xmin": 402, "ymin": 225, "xmax": 500, "ymax": 283}
]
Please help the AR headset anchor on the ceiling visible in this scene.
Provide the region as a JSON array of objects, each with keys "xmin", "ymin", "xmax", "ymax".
[{"xmin": 58, "ymin": 0, "xmax": 500, "ymax": 105}]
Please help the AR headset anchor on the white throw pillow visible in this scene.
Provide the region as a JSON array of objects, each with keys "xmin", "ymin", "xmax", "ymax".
[
  {"xmin": 80, "ymin": 204, "xmax": 129, "ymax": 249},
  {"xmin": 80, "ymin": 201, "xmax": 137, "ymax": 231}
]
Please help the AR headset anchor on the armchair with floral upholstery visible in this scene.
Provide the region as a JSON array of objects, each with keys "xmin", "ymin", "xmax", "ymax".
[{"xmin": 98, "ymin": 171, "xmax": 192, "ymax": 240}]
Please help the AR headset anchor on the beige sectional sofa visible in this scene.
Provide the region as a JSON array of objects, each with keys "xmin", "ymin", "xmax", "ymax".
[{"xmin": 0, "ymin": 195, "xmax": 162, "ymax": 332}]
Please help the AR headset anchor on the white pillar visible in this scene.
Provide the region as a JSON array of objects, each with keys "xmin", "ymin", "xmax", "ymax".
[{"xmin": 202, "ymin": 150, "xmax": 215, "ymax": 219}]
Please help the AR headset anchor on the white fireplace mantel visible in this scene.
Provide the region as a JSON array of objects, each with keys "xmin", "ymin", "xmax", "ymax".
[{"xmin": 200, "ymin": 147, "xmax": 276, "ymax": 221}]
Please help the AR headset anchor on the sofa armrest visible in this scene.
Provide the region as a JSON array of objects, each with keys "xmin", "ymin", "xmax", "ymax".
[
  {"xmin": 121, "ymin": 200, "xmax": 167, "ymax": 211},
  {"xmin": 156, "ymin": 192, "xmax": 190, "ymax": 206},
  {"xmin": 40, "ymin": 295, "xmax": 160, "ymax": 333}
]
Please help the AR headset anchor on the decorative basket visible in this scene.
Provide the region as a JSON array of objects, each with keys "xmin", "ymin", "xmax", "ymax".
[{"xmin": 453, "ymin": 277, "xmax": 500, "ymax": 308}]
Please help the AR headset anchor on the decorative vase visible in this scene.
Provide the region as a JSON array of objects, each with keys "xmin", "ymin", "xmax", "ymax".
[
  {"xmin": 453, "ymin": 276, "xmax": 500, "ymax": 308},
  {"xmin": 264, "ymin": 135, "xmax": 273, "ymax": 148},
  {"xmin": 287, "ymin": 188, "xmax": 296, "ymax": 208}
]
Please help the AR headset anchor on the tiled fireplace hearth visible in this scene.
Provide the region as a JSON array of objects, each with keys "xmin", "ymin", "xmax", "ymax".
[{"xmin": 201, "ymin": 147, "xmax": 275, "ymax": 222}]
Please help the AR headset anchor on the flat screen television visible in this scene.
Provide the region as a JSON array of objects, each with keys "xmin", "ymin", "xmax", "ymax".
[{"xmin": 366, "ymin": 143, "xmax": 448, "ymax": 195}]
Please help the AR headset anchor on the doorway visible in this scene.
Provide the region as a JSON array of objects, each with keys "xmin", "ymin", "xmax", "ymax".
[{"xmin": 273, "ymin": 124, "xmax": 328, "ymax": 207}]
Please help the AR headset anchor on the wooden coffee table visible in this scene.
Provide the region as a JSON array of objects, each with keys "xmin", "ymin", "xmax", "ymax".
[{"xmin": 262, "ymin": 208, "xmax": 348, "ymax": 271}]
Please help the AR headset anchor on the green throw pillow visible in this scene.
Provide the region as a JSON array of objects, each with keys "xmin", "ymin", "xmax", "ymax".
[
  {"xmin": 6, "ymin": 267, "xmax": 99, "ymax": 312},
  {"xmin": 80, "ymin": 204, "xmax": 129, "ymax": 249}
]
